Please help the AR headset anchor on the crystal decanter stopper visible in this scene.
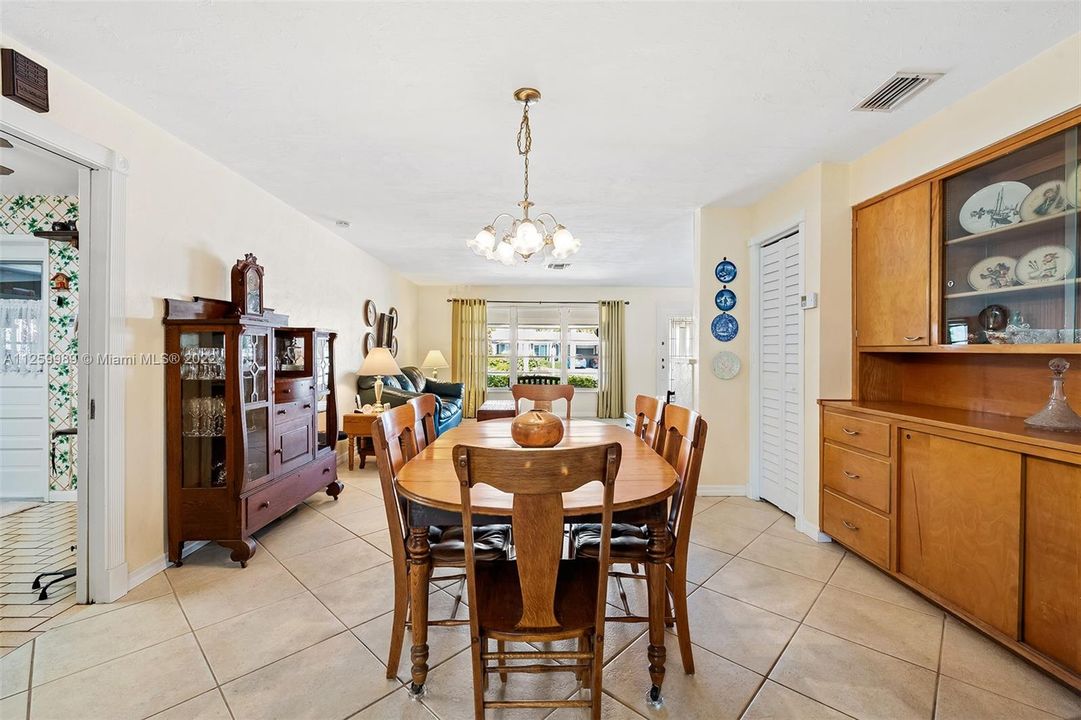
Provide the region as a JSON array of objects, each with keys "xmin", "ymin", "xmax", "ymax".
[{"xmin": 1025, "ymin": 358, "xmax": 1081, "ymax": 432}]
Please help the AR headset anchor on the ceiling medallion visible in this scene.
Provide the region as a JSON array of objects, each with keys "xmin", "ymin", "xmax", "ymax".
[{"xmin": 466, "ymin": 87, "xmax": 579, "ymax": 266}]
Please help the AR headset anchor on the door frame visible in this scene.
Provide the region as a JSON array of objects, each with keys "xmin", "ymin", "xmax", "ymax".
[
  {"xmin": 655, "ymin": 302, "xmax": 694, "ymax": 404},
  {"xmin": 2, "ymin": 101, "xmax": 130, "ymax": 604},
  {"xmin": 747, "ymin": 218, "xmax": 805, "ymax": 522}
]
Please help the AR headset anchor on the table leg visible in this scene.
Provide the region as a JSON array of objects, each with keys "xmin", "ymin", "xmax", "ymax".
[
  {"xmin": 348, "ymin": 435, "xmax": 355, "ymax": 471},
  {"xmin": 645, "ymin": 516, "xmax": 669, "ymax": 706},
  {"xmin": 407, "ymin": 525, "xmax": 432, "ymax": 697},
  {"xmin": 359, "ymin": 437, "xmax": 368, "ymax": 469}
]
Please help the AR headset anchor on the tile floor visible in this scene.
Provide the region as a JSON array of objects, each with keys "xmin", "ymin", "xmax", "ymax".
[
  {"xmin": 0, "ymin": 502, "xmax": 77, "ymax": 648},
  {"xmin": 1, "ymin": 467, "xmax": 1078, "ymax": 720}
]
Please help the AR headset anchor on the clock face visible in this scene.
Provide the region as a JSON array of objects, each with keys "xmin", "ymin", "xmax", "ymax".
[{"xmin": 245, "ymin": 268, "xmax": 261, "ymax": 314}]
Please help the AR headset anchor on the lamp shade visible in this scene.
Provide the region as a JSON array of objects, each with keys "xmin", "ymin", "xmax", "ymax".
[
  {"xmin": 422, "ymin": 350, "xmax": 449, "ymax": 369},
  {"xmin": 358, "ymin": 347, "xmax": 401, "ymax": 376}
]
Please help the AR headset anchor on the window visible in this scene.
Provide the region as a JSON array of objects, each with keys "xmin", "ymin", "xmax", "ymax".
[{"xmin": 486, "ymin": 304, "xmax": 600, "ymax": 389}]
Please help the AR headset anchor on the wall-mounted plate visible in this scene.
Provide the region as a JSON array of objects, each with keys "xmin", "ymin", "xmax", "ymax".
[
  {"xmin": 711, "ymin": 313, "xmax": 738, "ymax": 342},
  {"xmin": 712, "ymin": 351, "xmax": 740, "ymax": 379},
  {"xmin": 715, "ymin": 287, "xmax": 737, "ymax": 312},
  {"xmin": 715, "ymin": 259, "xmax": 737, "ymax": 283}
]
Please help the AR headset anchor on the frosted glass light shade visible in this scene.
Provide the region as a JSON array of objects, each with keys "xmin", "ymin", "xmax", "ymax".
[
  {"xmin": 468, "ymin": 227, "xmax": 496, "ymax": 256},
  {"xmin": 512, "ymin": 220, "xmax": 544, "ymax": 255},
  {"xmin": 494, "ymin": 241, "xmax": 516, "ymax": 265}
]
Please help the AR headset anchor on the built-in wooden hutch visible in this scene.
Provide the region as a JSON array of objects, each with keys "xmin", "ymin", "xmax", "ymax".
[
  {"xmin": 821, "ymin": 107, "xmax": 1081, "ymax": 690},
  {"xmin": 164, "ymin": 255, "xmax": 341, "ymax": 567}
]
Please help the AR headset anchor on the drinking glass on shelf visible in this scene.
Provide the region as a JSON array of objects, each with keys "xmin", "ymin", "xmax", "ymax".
[
  {"xmin": 186, "ymin": 397, "xmax": 202, "ymax": 436},
  {"xmin": 212, "ymin": 397, "xmax": 226, "ymax": 435}
]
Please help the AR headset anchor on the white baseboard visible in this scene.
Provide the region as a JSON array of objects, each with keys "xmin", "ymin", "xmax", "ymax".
[
  {"xmin": 126, "ymin": 541, "xmax": 208, "ymax": 593},
  {"xmin": 48, "ymin": 490, "xmax": 77, "ymax": 502},
  {"xmin": 795, "ymin": 514, "xmax": 832, "ymax": 543},
  {"xmin": 697, "ymin": 484, "xmax": 748, "ymax": 496}
]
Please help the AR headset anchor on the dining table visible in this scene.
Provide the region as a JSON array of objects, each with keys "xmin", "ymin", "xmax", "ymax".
[{"xmin": 394, "ymin": 418, "xmax": 681, "ymax": 704}]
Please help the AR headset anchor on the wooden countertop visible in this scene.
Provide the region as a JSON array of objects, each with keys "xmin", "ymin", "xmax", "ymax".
[{"xmin": 820, "ymin": 399, "xmax": 1081, "ymax": 455}]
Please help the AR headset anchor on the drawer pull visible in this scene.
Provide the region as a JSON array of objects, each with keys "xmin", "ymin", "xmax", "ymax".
[
  {"xmin": 842, "ymin": 470, "xmax": 860, "ymax": 479},
  {"xmin": 841, "ymin": 427, "xmax": 860, "ymax": 436},
  {"xmin": 276, "ymin": 409, "xmax": 287, "ymax": 415},
  {"xmin": 303, "ymin": 403, "xmax": 312, "ymax": 409},
  {"xmin": 322, "ymin": 467, "xmax": 330, "ymax": 474},
  {"xmin": 842, "ymin": 520, "xmax": 859, "ymax": 531},
  {"xmin": 273, "ymin": 449, "xmax": 282, "ymax": 455},
  {"xmin": 902, "ymin": 335, "xmax": 924, "ymax": 342},
  {"xmin": 259, "ymin": 500, "xmax": 271, "ymax": 510}
]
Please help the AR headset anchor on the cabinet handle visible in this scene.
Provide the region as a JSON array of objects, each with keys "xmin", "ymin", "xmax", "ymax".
[
  {"xmin": 303, "ymin": 403, "xmax": 312, "ymax": 409},
  {"xmin": 842, "ymin": 470, "xmax": 860, "ymax": 479},
  {"xmin": 842, "ymin": 520, "xmax": 859, "ymax": 531},
  {"xmin": 322, "ymin": 467, "xmax": 330, "ymax": 474},
  {"xmin": 273, "ymin": 449, "xmax": 282, "ymax": 455},
  {"xmin": 259, "ymin": 500, "xmax": 271, "ymax": 510},
  {"xmin": 841, "ymin": 427, "xmax": 859, "ymax": 436},
  {"xmin": 276, "ymin": 409, "xmax": 287, "ymax": 415},
  {"xmin": 902, "ymin": 335, "xmax": 924, "ymax": 342}
]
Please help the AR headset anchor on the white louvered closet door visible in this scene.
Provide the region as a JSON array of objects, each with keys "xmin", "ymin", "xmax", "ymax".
[{"xmin": 757, "ymin": 231, "xmax": 801, "ymax": 515}]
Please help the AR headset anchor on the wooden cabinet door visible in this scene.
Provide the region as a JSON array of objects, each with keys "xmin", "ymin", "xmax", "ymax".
[
  {"xmin": 897, "ymin": 430, "xmax": 1021, "ymax": 636},
  {"xmin": 855, "ymin": 183, "xmax": 931, "ymax": 347},
  {"xmin": 1024, "ymin": 457, "xmax": 1080, "ymax": 673}
]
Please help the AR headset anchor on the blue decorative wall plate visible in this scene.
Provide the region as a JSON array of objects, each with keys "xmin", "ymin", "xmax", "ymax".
[
  {"xmin": 715, "ymin": 287, "xmax": 737, "ymax": 312},
  {"xmin": 715, "ymin": 258, "xmax": 737, "ymax": 283},
  {"xmin": 711, "ymin": 313, "xmax": 739, "ymax": 342}
]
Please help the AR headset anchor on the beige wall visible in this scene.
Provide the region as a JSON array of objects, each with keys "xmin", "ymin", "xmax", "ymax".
[
  {"xmin": 416, "ymin": 285, "xmax": 693, "ymax": 417},
  {"xmin": 1, "ymin": 35, "xmax": 420, "ymax": 575}
]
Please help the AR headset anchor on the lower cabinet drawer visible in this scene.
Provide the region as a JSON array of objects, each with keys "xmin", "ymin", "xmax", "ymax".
[
  {"xmin": 245, "ymin": 474, "xmax": 306, "ymax": 532},
  {"xmin": 823, "ymin": 442, "xmax": 891, "ymax": 513},
  {"xmin": 300, "ymin": 451, "xmax": 337, "ymax": 488},
  {"xmin": 822, "ymin": 489, "xmax": 890, "ymax": 569},
  {"xmin": 823, "ymin": 410, "xmax": 891, "ymax": 457}
]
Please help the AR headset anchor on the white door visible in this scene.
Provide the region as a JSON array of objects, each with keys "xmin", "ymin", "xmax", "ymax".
[
  {"xmin": 757, "ymin": 230, "xmax": 801, "ymax": 514},
  {"xmin": 0, "ymin": 236, "xmax": 49, "ymax": 500},
  {"xmin": 656, "ymin": 310, "xmax": 696, "ymax": 407}
]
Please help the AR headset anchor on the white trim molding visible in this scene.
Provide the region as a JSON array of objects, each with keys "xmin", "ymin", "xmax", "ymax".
[{"xmin": 697, "ymin": 484, "xmax": 748, "ymax": 497}]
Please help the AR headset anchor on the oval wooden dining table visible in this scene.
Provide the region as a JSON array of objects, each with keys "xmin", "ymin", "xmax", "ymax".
[{"xmin": 395, "ymin": 418, "xmax": 680, "ymax": 703}]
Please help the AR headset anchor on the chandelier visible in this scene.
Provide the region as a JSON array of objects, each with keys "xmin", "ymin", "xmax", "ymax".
[{"xmin": 467, "ymin": 88, "xmax": 580, "ymax": 265}]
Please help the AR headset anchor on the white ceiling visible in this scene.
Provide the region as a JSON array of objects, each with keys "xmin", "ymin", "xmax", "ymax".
[
  {"xmin": 3, "ymin": 2, "xmax": 1077, "ymax": 286},
  {"xmin": 0, "ymin": 134, "xmax": 80, "ymax": 197}
]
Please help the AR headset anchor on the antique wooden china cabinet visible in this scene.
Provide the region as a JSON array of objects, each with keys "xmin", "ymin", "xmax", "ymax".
[
  {"xmin": 164, "ymin": 255, "xmax": 340, "ymax": 567},
  {"xmin": 821, "ymin": 108, "xmax": 1081, "ymax": 690}
]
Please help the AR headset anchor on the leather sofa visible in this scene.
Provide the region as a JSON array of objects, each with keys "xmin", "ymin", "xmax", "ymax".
[{"xmin": 356, "ymin": 365, "xmax": 464, "ymax": 436}]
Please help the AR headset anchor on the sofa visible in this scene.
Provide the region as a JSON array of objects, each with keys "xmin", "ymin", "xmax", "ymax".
[{"xmin": 356, "ymin": 365, "xmax": 464, "ymax": 436}]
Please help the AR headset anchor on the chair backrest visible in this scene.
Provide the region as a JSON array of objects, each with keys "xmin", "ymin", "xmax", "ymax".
[
  {"xmin": 453, "ymin": 443, "xmax": 621, "ymax": 631},
  {"xmin": 656, "ymin": 403, "xmax": 708, "ymax": 555},
  {"xmin": 511, "ymin": 383, "xmax": 574, "ymax": 421},
  {"xmin": 633, "ymin": 394, "xmax": 665, "ymax": 451},
  {"xmin": 407, "ymin": 393, "xmax": 439, "ymax": 450},
  {"xmin": 371, "ymin": 404, "xmax": 420, "ymax": 567}
]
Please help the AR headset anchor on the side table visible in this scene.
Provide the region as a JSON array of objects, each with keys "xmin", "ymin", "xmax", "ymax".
[{"xmin": 342, "ymin": 412, "xmax": 379, "ymax": 470}]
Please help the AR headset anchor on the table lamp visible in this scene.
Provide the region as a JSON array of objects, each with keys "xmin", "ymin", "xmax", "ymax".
[
  {"xmin": 358, "ymin": 347, "xmax": 401, "ymax": 408},
  {"xmin": 421, "ymin": 349, "xmax": 450, "ymax": 379}
]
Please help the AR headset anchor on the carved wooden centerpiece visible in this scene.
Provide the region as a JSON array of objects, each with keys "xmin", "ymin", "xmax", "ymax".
[{"xmin": 510, "ymin": 410, "xmax": 564, "ymax": 448}]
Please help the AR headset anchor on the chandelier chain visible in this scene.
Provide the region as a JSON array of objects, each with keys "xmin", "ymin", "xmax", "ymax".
[{"xmin": 517, "ymin": 102, "xmax": 532, "ymax": 204}]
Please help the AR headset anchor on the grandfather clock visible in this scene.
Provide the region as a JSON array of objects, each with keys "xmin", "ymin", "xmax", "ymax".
[{"xmin": 231, "ymin": 253, "xmax": 264, "ymax": 316}]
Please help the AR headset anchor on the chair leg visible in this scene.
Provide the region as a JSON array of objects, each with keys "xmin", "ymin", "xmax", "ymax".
[
  {"xmin": 668, "ymin": 565, "xmax": 695, "ymax": 674},
  {"xmin": 386, "ymin": 574, "xmax": 409, "ymax": 679},
  {"xmin": 497, "ymin": 640, "xmax": 508, "ymax": 683},
  {"xmin": 630, "ymin": 562, "xmax": 639, "ymax": 573},
  {"xmin": 449, "ymin": 577, "xmax": 465, "ymax": 620},
  {"xmin": 614, "ymin": 574, "xmax": 632, "ymax": 616},
  {"xmin": 664, "ymin": 580, "xmax": 675, "ymax": 629},
  {"xmin": 590, "ymin": 632, "xmax": 604, "ymax": 720},
  {"xmin": 470, "ymin": 637, "xmax": 486, "ymax": 719}
]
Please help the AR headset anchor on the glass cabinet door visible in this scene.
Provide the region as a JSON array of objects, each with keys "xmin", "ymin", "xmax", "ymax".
[
  {"xmin": 943, "ymin": 126, "xmax": 1080, "ymax": 345},
  {"xmin": 241, "ymin": 331, "xmax": 270, "ymax": 484},
  {"xmin": 315, "ymin": 333, "xmax": 330, "ymax": 399},
  {"xmin": 179, "ymin": 331, "xmax": 227, "ymax": 489}
]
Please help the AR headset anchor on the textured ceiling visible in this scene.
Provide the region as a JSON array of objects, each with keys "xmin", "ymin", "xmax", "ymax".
[{"xmin": 3, "ymin": 2, "xmax": 1077, "ymax": 286}]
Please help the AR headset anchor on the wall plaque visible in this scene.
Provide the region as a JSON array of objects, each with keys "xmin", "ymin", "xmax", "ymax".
[{"xmin": 2, "ymin": 48, "xmax": 49, "ymax": 113}]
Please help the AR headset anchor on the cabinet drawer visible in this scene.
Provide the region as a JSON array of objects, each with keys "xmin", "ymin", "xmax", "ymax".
[
  {"xmin": 822, "ymin": 489, "xmax": 890, "ymax": 569},
  {"xmin": 823, "ymin": 442, "xmax": 891, "ymax": 513},
  {"xmin": 300, "ymin": 451, "xmax": 337, "ymax": 489},
  {"xmin": 823, "ymin": 411, "xmax": 891, "ymax": 456},
  {"xmin": 275, "ymin": 378, "xmax": 315, "ymax": 403},
  {"xmin": 244, "ymin": 473, "xmax": 307, "ymax": 533},
  {"xmin": 273, "ymin": 399, "xmax": 314, "ymax": 426}
]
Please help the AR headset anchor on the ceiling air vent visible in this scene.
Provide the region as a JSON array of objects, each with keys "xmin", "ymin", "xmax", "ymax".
[
  {"xmin": 546, "ymin": 262, "xmax": 572, "ymax": 271},
  {"xmin": 854, "ymin": 72, "xmax": 943, "ymax": 113}
]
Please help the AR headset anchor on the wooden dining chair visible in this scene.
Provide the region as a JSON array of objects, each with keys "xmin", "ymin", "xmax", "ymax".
[
  {"xmin": 372, "ymin": 404, "xmax": 512, "ymax": 680},
  {"xmin": 453, "ymin": 442, "xmax": 621, "ymax": 719},
  {"xmin": 407, "ymin": 393, "xmax": 439, "ymax": 451},
  {"xmin": 511, "ymin": 383, "xmax": 574, "ymax": 420},
  {"xmin": 569, "ymin": 403, "xmax": 707, "ymax": 674},
  {"xmin": 633, "ymin": 394, "xmax": 666, "ymax": 451}
]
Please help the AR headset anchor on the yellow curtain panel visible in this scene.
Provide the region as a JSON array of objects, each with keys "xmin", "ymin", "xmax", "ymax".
[
  {"xmin": 451, "ymin": 298, "xmax": 488, "ymax": 418},
  {"xmin": 597, "ymin": 300, "xmax": 626, "ymax": 419}
]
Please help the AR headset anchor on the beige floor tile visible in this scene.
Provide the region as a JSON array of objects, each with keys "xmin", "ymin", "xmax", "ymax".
[
  {"xmin": 30, "ymin": 634, "xmax": 215, "ymax": 720},
  {"xmin": 684, "ymin": 542, "xmax": 733, "ymax": 585},
  {"xmin": 353, "ymin": 590, "xmax": 469, "ymax": 681},
  {"xmin": 32, "ymin": 593, "xmax": 190, "ymax": 686},
  {"xmin": 334, "ymin": 506, "xmax": 390, "ymax": 538},
  {"xmin": 0, "ymin": 619, "xmax": 41, "ymax": 632},
  {"xmin": 737, "ymin": 534, "xmax": 843, "ymax": 582},
  {"xmin": 280, "ymin": 537, "xmax": 389, "ymax": 589},
  {"xmin": 704, "ymin": 557, "xmax": 824, "ymax": 621},
  {"xmin": 0, "ymin": 607, "xmax": 42, "ymax": 618},
  {"xmin": 150, "ymin": 689, "xmax": 233, "ymax": 720},
  {"xmin": 361, "ymin": 530, "xmax": 394, "ymax": 557},
  {"xmin": 548, "ymin": 689, "xmax": 648, "ymax": 719},
  {"xmin": 934, "ymin": 676, "xmax": 1059, "ymax": 720},
  {"xmin": 313, "ymin": 562, "xmax": 401, "ymax": 628},
  {"xmin": 305, "ymin": 485, "xmax": 384, "ymax": 520},
  {"xmin": 196, "ymin": 591, "xmax": 346, "ymax": 683},
  {"xmin": 684, "ymin": 586, "xmax": 798, "ymax": 674},
  {"xmin": 689, "ymin": 512, "xmax": 762, "ymax": 555},
  {"xmin": 828, "ymin": 553, "xmax": 942, "ymax": 617},
  {"xmin": 256, "ymin": 505, "xmax": 355, "ymax": 560},
  {"xmin": 32, "ymin": 572, "xmax": 173, "ymax": 632},
  {"xmin": 167, "ymin": 543, "xmax": 305, "ymax": 629},
  {"xmin": 0, "ymin": 642, "xmax": 31, "ymax": 698},
  {"xmin": 708, "ymin": 501, "xmax": 785, "ymax": 532},
  {"xmin": 741, "ymin": 680, "xmax": 848, "ymax": 720},
  {"xmin": 0, "ymin": 691, "xmax": 26, "ymax": 720},
  {"xmin": 769, "ymin": 625, "xmax": 936, "ymax": 720},
  {"xmin": 939, "ymin": 618, "xmax": 1081, "ymax": 718},
  {"xmin": 349, "ymin": 687, "xmax": 439, "ymax": 719},
  {"xmin": 693, "ymin": 496, "xmax": 724, "ymax": 515},
  {"xmin": 221, "ymin": 632, "xmax": 400, "ymax": 720},
  {"xmin": 762, "ymin": 515, "xmax": 826, "ymax": 547},
  {"xmin": 804, "ymin": 586, "xmax": 943, "ymax": 670},
  {"xmin": 606, "ymin": 634, "xmax": 763, "ymax": 719}
]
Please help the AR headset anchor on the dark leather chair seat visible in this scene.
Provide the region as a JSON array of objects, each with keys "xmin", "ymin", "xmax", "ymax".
[
  {"xmin": 571, "ymin": 523, "xmax": 654, "ymax": 562},
  {"xmin": 428, "ymin": 524, "xmax": 511, "ymax": 564}
]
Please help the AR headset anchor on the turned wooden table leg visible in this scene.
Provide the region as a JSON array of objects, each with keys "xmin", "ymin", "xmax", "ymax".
[
  {"xmin": 407, "ymin": 524, "xmax": 432, "ymax": 697},
  {"xmin": 348, "ymin": 434, "xmax": 355, "ymax": 471},
  {"xmin": 645, "ymin": 516, "xmax": 669, "ymax": 706}
]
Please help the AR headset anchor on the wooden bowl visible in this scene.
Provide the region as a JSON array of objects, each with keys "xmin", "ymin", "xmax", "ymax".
[{"xmin": 510, "ymin": 410, "xmax": 565, "ymax": 448}]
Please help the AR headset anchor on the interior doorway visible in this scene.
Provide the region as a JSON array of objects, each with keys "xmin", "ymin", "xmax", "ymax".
[
  {"xmin": 0, "ymin": 132, "xmax": 86, "ymax": 634},
  {"xmin": 657, "ymin": 310, "xmax": 696, "ymax": 407}
]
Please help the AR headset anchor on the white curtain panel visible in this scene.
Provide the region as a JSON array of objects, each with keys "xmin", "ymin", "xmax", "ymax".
[{"xmin": 1, "ymin": 298, "xmax": 44, "ymax": 373}]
